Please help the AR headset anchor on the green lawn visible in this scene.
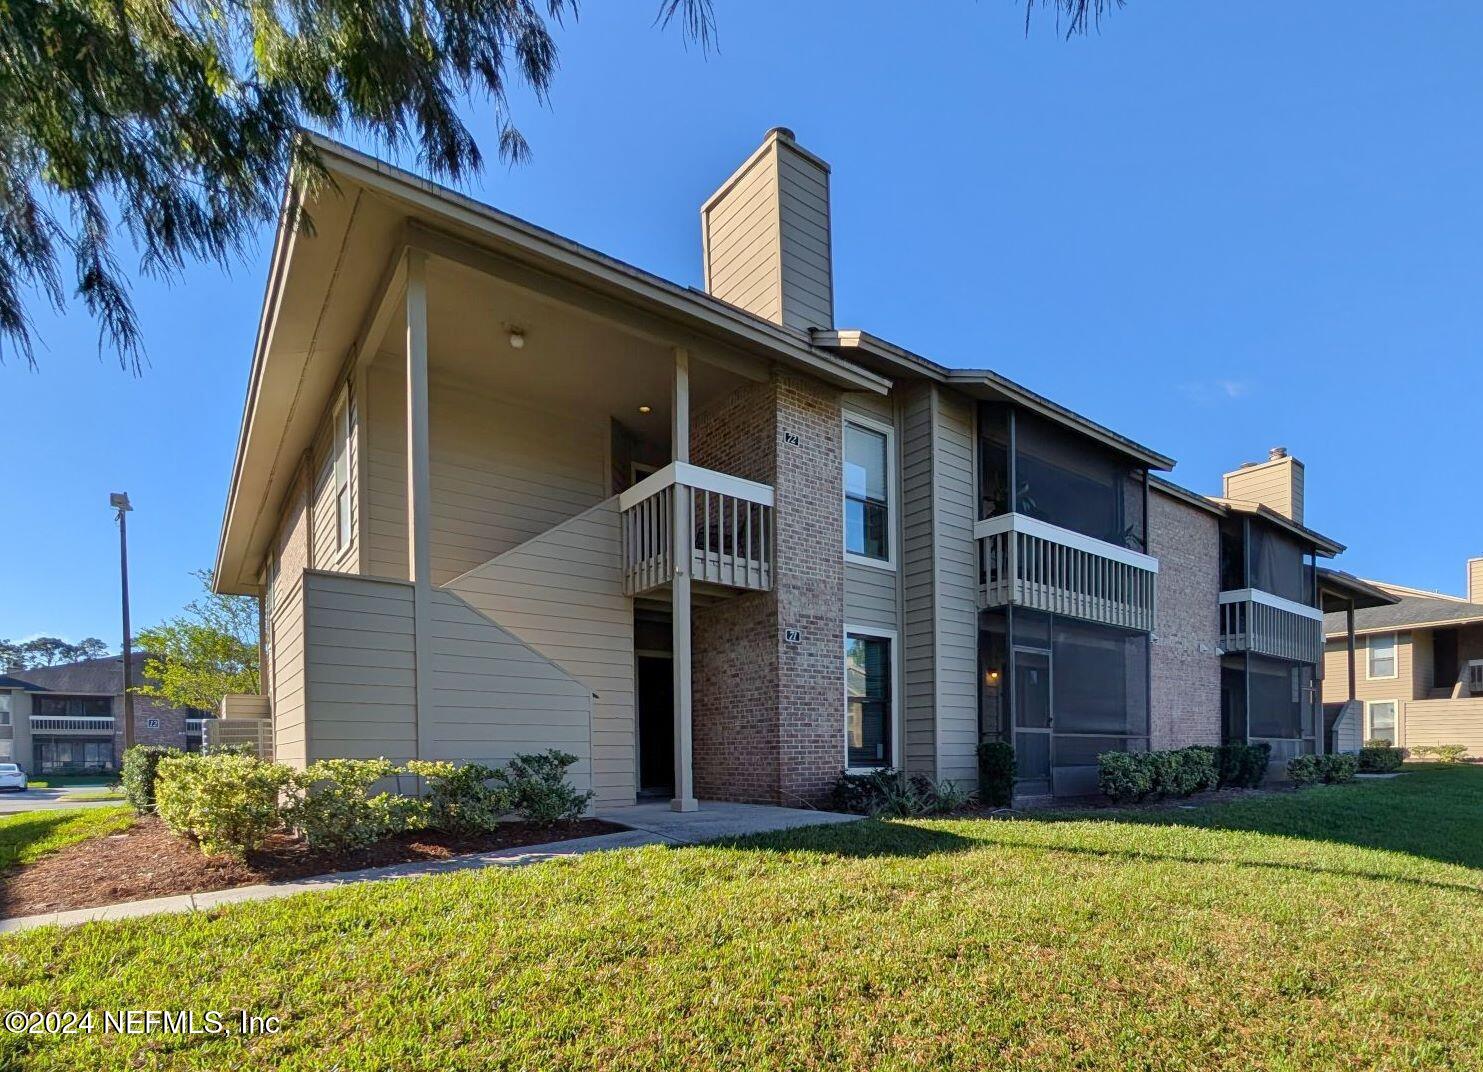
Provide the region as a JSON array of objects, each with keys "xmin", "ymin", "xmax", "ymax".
[
  {"xmin": 23, "ymin": 776, "xmax": 117, "ymax": 790},
  {"xmin": 0, "ymin": 806, "xmax": 133, "ymax": 872},
  {"xmin": 2, "ymin": 770, "xmax": 1481, "ymax": 1070}
]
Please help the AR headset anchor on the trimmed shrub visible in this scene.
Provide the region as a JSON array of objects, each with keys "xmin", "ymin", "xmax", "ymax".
[
  {"xmin": 1358, "ymin": 745, "xmax": 1404, "ymax": 773},
  {"xmin": 285, "ymin": 758, "xmax": 427, "ymax": 850},
  {"xmin": 1215, "ymin": 742, "xmax": 1271, "ymax": 788},
  {"xmin": 829, "ymin": 769, "xmax": 967, "ymax": 817},
  {"xmin": 1324, "ymin": 753, "xmax": 1359, "ymax": 783},
  {"xmin": 120, "ymin": 745, "xmax": 182, "ymax": 814},
  {"xmin": 492, "ymin": 750, "xmax": 593, "ymax": 823},
  {"xmin": 406, "ymin": 760, "xmax": 511, "ymax": 834},
  {"xmin": 1411, "ymin": 744, "xmax": 1468, "ymax": 764},
  {"xmin": 1287, "ymin": 755, "xmax": 1323, "ymax": 787},
  {"xmin": 1289, "ymin": 753, "xmax": 1360, "ymax": 787},
  {"xmin": 155, "ymin": 753, "xmax": 293, "ymax": 858},
  {"xmin": 976, "ymin": 741, "xmax": 1015, "ymax": 808},
  {"xmin": 1100, "ymin": 747, "xmax": 1219, "ymax": 803},
  {"xmin": 1098, "ymin": 752, "xmax": 1154, "ymax": 804}
]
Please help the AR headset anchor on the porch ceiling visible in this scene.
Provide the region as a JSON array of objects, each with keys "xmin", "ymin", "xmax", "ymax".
[{"xmin": 373, "ymin": 257, "xmax": 756, "ymax": 428}]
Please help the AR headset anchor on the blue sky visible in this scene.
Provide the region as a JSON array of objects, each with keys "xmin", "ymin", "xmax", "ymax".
[{"xmin": 4, "ymin": 1, "xmax": 1481, "ymax": 645}]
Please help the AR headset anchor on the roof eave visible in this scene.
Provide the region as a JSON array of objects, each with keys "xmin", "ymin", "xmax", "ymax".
[{"xmin": 815, "ymin": 329, "xmax": 1177, "ymax": 471}]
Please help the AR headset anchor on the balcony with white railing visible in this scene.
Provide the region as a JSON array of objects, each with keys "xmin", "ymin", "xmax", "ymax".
[
  {"xmin": 29, "ymin": 715, "xmax": 115, "ymax": 734},
  {"xmin": 619, "ymin": 462, "xmax": 774, "ymax": 597},
  {"xmin": 1218, "ymin": 588, "xmax": 1324, "ymax": 664},
  {"xmin": 975, "ymin": 513, "xmax": 1158, "ymax": 632}
]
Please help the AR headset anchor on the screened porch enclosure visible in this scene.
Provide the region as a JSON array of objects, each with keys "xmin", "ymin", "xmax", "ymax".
[{"xmin": 979, "ymin": 607, "xmax": 1150, "ymax": 797}]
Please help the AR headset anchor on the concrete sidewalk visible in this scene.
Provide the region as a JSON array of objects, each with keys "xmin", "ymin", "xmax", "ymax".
[{"xmin": 0, "ymin": 801, "xmax": 859, "ymax": 934}]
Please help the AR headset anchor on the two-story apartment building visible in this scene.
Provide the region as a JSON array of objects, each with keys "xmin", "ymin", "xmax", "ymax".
[
  {"xmin": 0, "ymin": 655, "xmax": 209, "ymax": 775},
  {"xmin": 212, "ymin": 128, "xmax": 1380, "ymax": 805},
  {"xmin": 1321, "ymin": 559, "xmax": 1483, "ymax": 755}
]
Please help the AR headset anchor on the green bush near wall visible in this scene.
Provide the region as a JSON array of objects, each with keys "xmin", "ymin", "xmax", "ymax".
[
  {"xmin": 153, "ymin": 749, "xmax": 595, "ymax": 858},
  {"xmin": 1358, "ymin": 745, "xmax": 1405, "ymax": 773},
  {"xmin": 1214, "ymin": 742, "xmax": 1272, "ymax": 788},
  {"xmin": 120, "ymin": 745, "xmax": 183, "ymax": 814},
  {"xmin": 1097, "ymin": 747, "xmax": 1218, "ymax": 804},
  {"xmin": 1288, "ymin": 753, "xmax": 1359, "ymax": 787},
  {"xmin": 976, "ymin": 742, "xmax": 1015, "ymax": 808}
]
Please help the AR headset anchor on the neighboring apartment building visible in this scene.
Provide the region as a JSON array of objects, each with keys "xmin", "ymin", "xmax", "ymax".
[
  {"xmin": 0, "ymin": 655, "xmax": 208, "ymax": 775},
  {"xmin": 1321, "ymin": 559, "xmax": 1483, "ymax": 755},
  {"xmin": 211, "ymin": 128, "xmax": 1381, "ymax": 805}
]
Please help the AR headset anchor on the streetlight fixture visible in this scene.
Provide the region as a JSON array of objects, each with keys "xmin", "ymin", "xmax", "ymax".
[{"xmin": 111, "ymin": 492, "xmax": 136, "ymax": 751}]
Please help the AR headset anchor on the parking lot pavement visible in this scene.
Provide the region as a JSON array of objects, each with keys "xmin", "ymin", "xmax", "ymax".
[{"xmin": 0, "ymin": 788, "xmax": 122, "ymax": 814}]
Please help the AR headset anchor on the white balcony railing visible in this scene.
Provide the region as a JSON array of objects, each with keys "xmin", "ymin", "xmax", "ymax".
[
  {"xmin": 975, "ymin": 513, "xmax": 1158, "ymax": 632},
  {"xmin": 185, "ymin": 718, "xmax": 208, "ymax": 735},
  {"xmin": 1219, "ymin": 588, "xmax": 1324, "ymax": 664},
  {"xmin": 619, "ymin": 462, "xmax": 774, "ymax": 597},
  {"xmin": 29, "ymin": 715, "xmax": 115, "ymax": 734}
]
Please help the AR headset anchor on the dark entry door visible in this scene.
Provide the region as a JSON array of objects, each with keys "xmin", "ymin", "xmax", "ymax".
[{"xmin": 637, "ymin": 655, "xmax": 674, "ymax": 796}]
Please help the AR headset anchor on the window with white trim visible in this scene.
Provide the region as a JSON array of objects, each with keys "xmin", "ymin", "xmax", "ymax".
[
  {"xmin": 333, "ymin": 388, "xmax": 352, "ymax": 551},
  {"xmin": 0, "ymin": 693, "xmax": 9, "ymax": 727},
  {"xmin": 1367, "ymin": 633, "xmax": 1397, "ymax": 679},
  {"xmin": 844, "ymin": 419, "xmax": 892, "ymax": 564},
  {"xmin": 1366, "ymin": 700, "xmax": 1398, "ymax": 746},
  {"xmin": 846, "ymin": 632, "xmax": 892, "ymax": 769}
]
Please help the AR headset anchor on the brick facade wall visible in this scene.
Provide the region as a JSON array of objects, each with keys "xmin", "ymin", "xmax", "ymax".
[
  {"xmin": 1149, "ymin": 490, "xmax": 1222, "ymax": 748},
  {"xmin": 690, "ymin": 370, "xmax": 845, "ymax": 806}
]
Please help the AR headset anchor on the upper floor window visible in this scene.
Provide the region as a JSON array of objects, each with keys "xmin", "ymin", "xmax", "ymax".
[
  {"xmin": 1367, "ymin": 633, "xmax": 1398, "ymax": 679},
  {"xmin": 844, "ymin": 418, "xmax": 892, "ymax": 565},
  {"xmin": 333, "ymin": 388, "xmax": 351, "ymax": 551},
  {"xmin": 0, "ymin": 693, "xmax": 10, "ymax": 727}
]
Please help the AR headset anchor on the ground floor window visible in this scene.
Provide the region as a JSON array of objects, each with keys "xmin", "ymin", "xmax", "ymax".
[
  {"xmin": 0, "ymin": 739, "xmax": 11, "ymax": 760},
  {"xmin": 846, "ymin": 631, "xmax": 893, "ymax": 769},
  {"xmin": 1366, "ymin": 700, "xmax": 1398, "ymax": 745},
  {"xmin": 979, "ymin": 608, "xmax": 1149, "ymax": 796},
  {"xmin": 33, "ymin": 737, "xmax": 116, "ymax": 775}
]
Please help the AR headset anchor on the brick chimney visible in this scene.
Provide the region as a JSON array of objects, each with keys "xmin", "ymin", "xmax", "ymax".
[
  {"xmin": 1222, "ymin": 446, "xmax": 1306, "ymax": 524},
  {"xmin": 1468, "ymin": 557, "xmax": 1483, "ymax": 604},
  {"xmin": 701, "ymin": 128, "xmax": 833, "ymax": 332}
]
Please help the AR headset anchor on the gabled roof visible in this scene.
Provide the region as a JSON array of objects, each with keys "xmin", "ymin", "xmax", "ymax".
[
  {"xmin": 1323, "ymin": 590, "xmax": 1483, "ymax": 638},
  {"xmin": 813, "ymin": 329, "xmax": 1176, "ymax": 471},
  {"xmin": 214, "ymin": 135, "xmax": 892, "ymax": 595},
  {"xmin": 1316, "ymin": 568, "xmax": 1402, "ymax": 614}
]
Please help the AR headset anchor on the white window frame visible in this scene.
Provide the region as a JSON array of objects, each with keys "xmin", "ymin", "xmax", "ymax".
[
  {"xmin": 1366, "ymin": 632, "xmax": 1398, "ymax": 680},
  {"xmin": 333, "ymin": 386, "xmax": 352, "ymax": 553},
  {"xmin": 841, "ymin": 412, "xmax": 897, "ymax": 571},
  {"xmin": 843, "ymin": 624, "xmax": 901, "ymax": 774},
  {"xmin": 1365, "ymin": 699, "xmax": 1400, "ymax": 745},
  {"xmin": 0, "ymin": 692, "xmax": 10, "ymax": 727},
  {"xmin": 1468, "ymin": 660, "xmax": 1483, "ymax": 695}
]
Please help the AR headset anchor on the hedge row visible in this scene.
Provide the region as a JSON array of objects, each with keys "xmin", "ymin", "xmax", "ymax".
[{"xmin": 150, "ymin": 749, "xmax": 592, "ymax": 858}]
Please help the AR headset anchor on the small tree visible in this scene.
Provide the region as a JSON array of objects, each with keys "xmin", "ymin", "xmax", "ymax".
[{"xmin": 136, "ymin": 571, "xmax": 259, "ymax": 713}]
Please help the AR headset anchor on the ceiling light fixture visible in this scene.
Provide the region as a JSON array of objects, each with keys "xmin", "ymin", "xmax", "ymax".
[{"xmin": 508, "ymin": 328, "xmax": 526, "ymax": 350}]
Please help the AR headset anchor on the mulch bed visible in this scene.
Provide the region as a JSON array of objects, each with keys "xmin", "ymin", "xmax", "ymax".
[{"xmin": 0, "ymin": 816, "xmax": 626, "ymax": 918}]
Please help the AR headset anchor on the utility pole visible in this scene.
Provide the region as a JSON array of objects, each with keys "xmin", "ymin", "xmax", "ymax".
[{"xmin": 111, "ymin": 492, "xmax": 136, "ymax": 751}]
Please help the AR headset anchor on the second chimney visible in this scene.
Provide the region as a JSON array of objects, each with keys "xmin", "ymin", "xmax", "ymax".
[
  {"xmin": 701, "ymin": 128, "xmax": 833, "ymax": 332},
  {"xmin": 1222, "ymin": 447, "xmax": 1306, "ymax": 524}
]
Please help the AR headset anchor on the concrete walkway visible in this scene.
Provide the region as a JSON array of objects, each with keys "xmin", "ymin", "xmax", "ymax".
[{"xmin": 0, "ymin": 801, "xmax": 859, "ymax": 934}]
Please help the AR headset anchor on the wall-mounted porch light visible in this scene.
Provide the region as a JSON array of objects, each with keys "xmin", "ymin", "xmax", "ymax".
[
  {"xmin": 508, "ymin": 328, "xmax": 526, "ymax": 350},
  {"xmin": 637, "ymin": 405, "xmax": 652, "ymax": 415}
]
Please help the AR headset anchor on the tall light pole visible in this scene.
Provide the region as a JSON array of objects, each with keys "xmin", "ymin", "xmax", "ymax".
[{"xmin": 110, "ymin": 492, "xmax": 136, "ymax": 751}]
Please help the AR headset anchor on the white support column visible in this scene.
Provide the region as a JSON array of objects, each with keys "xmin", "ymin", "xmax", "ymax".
[
  {"xmin": 406, "ymin": 248, "xmax": 433, "ymax": 760},
  {"xmin": 671, "ymin": 347, "xmax": 697, "ymax": 812}
]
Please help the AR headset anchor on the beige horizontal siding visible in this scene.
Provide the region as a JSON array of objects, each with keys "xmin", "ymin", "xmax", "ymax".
[
  {"xmin": 1401, "ymin": 698, "xmax": 1483, "ymax": 755},
  {"xmin": 302, "ymin": 572, "xmax": 417, "ymax": 763},
  {"xmin": 443, "ymin": 498, "xmax": 632, "ymax": 806},
  {"xmin": 362, "ymin": 364, "xmax": 608, "ymax": 583}
]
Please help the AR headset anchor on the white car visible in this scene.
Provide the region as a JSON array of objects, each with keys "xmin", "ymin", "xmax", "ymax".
[{"xmin": 0, "ymin": 764, "xmax": 28, "ymax": 792}]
